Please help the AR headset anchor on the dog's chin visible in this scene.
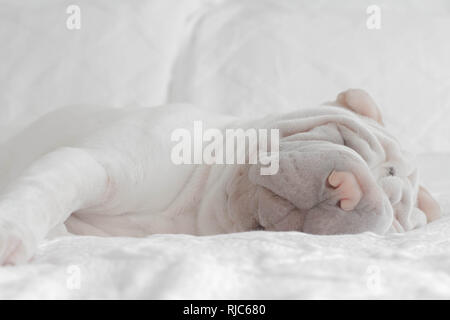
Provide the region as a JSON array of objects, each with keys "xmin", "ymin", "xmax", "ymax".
[{"xmin": 226, "ymin": 166, "xmax": 306, "ymax": 232}]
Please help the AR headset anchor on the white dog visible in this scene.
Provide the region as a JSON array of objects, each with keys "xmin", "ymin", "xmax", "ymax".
[{"xmin": 0, "ymin": 89, "xmax": 441, "ymax": 265}]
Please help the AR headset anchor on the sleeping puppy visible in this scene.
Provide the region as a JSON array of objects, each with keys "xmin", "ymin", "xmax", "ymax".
[{"xmin": 0, "ymin": 89, "xmax": 441, "ymax": 265}]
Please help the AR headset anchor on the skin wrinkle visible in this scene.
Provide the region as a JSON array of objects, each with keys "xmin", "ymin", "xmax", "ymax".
[
  {"xmin": 280, "ymin": 113, "xmax": 386, "ymax": 158},
  {"xmin": 258, "ymin": 186, "xmax": 296, "ymax": 228}
]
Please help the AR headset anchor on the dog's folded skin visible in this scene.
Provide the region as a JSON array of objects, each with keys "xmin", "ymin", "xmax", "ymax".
[
  {"xmin": 200, "ymin": 103, "xmax": 429, "ymax": 236},
  {"xmin": 0, "ymin": 89, "xmax": 441, "ymax": 265}
]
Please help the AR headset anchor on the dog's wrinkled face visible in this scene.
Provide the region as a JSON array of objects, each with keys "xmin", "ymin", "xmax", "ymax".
[
  {"xmin": 370, "ymin": 130, "xmax": 434, "ymax": 233},
  {"xmin": 337, "ymin": 89, "xmax": 441, "ymax": 232},
  {"xmin": 225, "ymin": 89, "xmax": 441, "ymax": 235}
]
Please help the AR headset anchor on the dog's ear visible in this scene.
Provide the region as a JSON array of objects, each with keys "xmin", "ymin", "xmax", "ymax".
[
  {"xmin": 336, "ymin": 89, "xmax": 384, "ymax": 125},
  {"xmin": 417, "ymin": 185, "xmax": 441, "ymax": 222}
]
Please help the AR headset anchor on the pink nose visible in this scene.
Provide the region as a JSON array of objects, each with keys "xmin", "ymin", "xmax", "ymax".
[{"xmin": 327, "ymin": 171, "xmax": 363, "ymax": 211}]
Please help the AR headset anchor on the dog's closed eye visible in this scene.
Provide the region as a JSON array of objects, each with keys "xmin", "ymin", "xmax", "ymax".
[{"xmin": 388, "ymin": 166, "xmax": 396, "ymax": 176}]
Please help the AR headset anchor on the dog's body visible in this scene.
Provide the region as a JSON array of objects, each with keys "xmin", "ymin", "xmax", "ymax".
[{"xmin": 0, "ymin": 90, "xmax": 441, "ymax": 265}]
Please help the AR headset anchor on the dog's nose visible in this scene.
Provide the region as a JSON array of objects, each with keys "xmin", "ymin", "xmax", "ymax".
[{"xmin": 327, "ymin": 170, "xmax": 363, "ymax": 211}]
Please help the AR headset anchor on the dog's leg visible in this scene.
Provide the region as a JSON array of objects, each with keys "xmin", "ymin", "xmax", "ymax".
[{"xmin": 0, "ymin": 147, "xmax": 109, "ymax": 265}]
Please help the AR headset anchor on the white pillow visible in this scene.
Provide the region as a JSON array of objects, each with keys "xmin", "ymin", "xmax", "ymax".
[
  {"xmin": 169, "ymin": 0, "xmax": 450, "ymax": 153},
  {"xmin": 0, "ymin": 0, "xmax": 202, "ymax": 138}
]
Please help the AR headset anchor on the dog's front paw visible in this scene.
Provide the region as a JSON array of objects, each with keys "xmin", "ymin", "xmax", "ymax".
[{"xmin": 0, "ymin": 220, "xmax": 36, "ymax": 265}]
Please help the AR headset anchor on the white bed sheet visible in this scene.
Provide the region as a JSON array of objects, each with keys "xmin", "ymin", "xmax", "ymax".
[{"xmin": 0, "ymin": 153, "xmax": 449, "ymax": 300}]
